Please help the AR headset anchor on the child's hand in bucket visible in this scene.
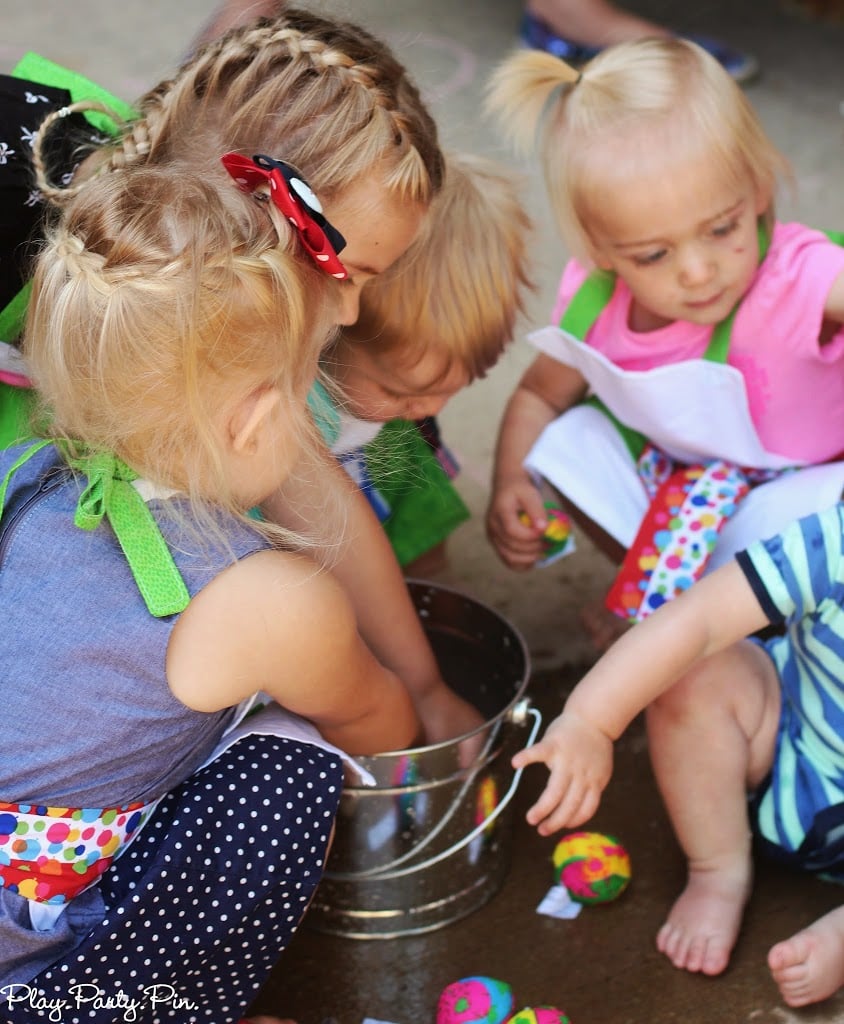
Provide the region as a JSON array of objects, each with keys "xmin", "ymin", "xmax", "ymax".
[
  {"xmin": 417, "ymin": 683, "xmax": 486, "ymax": 767},
  {"xmin": 512, "ymin": 709, "xmax": 613, "ymax": 836}
]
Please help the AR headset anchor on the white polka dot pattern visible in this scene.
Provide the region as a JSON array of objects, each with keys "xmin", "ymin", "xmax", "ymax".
[{"xmin": 6, "ymin": 737, "xmax": 342, "ymax": 1024}]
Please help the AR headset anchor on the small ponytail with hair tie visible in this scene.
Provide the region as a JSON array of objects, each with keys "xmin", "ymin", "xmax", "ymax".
[{"xmin": 485, "ymin": 49, "xmax": 584, "ymax": 156}]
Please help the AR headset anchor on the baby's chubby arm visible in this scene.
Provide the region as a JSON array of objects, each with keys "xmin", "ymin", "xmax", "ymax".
[
  {"xmin": 168, "ymin": 549, "xmax": 422, "ymax": 756},
  {"xmin": 487, "ymin": 353, "xmax": 586, "ymax": 570},
  {"xmin": 514, "ymin": 561, "xmax": 770, "ymax": 835},
  {"xmin": 262, "ymin": 448, "xmax": 484, "ymax": 748}
]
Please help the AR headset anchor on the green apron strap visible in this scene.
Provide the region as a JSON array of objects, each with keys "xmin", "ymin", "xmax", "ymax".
[
  {"xmin": 559, "ymin": 269, "xmax": 616, "ymax": 339},
  {"xmin": 699, "ymin": 307, "xmax": 735, "ymax": 365},
  {"xmin": 559, "ymin": 271, "xmax": 647, "ymax": 459},
  {"xmin": 12, "ymin": 52, "xmax": 137, "ymax": 131},
  {"xmin": 0, "ymin": 282, "xmax": 32, "ymax": 344},
  {"xmin": 0, "ymin": 439, "xmax": 52, "ymax": 517},
  {"xmin": 64, "ymin": 447, "xmax": 190, "ymax": 618}
]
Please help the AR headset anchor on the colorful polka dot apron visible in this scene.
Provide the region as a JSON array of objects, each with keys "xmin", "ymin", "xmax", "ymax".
[
  {"xmin": 542, "ymin": 226, "xmax": 796, "ymax": 622},
  {"xmin": 0, "ymin": 442, "xmax": 188, "ymax": 904},
  {"xmin": 0, "ymin": 801, "xmax": 156, "ymax": 905}
]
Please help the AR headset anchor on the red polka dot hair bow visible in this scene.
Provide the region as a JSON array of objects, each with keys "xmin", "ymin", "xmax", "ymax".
[{"xmin": 221, "ymin": 152, "xmax": 348, "ymax": 280}]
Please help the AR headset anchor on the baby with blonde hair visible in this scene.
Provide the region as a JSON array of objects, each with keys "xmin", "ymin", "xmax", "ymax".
[
  {"xmin": 485, "ymin": 37, "xmax": 844, "ymax": 648},
  {"xmin": 1, "ymin": 7, "xmax": 485, "ymax": 757},
  {"xmin": 1, "ymin": 157, "xmax": 421, "ymax": 1020},
  {"xmin": 321, "ymin": 150, "xmax": 534, "ymax": 570}
]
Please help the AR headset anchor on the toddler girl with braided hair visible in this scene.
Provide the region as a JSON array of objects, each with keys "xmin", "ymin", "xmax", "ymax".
[
  {"xmin": 0, "ymin": 7, "xmax": 484, "ymax": 757},
  {"xmin": 0, "ymin": 156, "xmax": 420, "ymax": 1022}
]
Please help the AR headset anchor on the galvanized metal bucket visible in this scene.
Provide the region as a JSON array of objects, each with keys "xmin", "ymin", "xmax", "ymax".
[{"xmin": 307, "ymin": 580, "xmax": 540, "ymax": 939}]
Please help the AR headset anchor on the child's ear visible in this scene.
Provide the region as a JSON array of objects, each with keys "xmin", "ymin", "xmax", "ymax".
[{"xmin": 228, "ymin": 386, "xmax": 282, "ymax": 454}]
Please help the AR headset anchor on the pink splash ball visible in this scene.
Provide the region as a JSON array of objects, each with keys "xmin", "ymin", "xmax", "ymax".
[
  {"xmin": 552, "ymin": 830, "xmax": 631, "ymax": 905},
  {"xmin": 505, "ymin": 1008, "xmax": 571, "ymax": 1024},
  {"xmin": 436, "ymin": 976, "xmax": 514, "ymax": 1024}
]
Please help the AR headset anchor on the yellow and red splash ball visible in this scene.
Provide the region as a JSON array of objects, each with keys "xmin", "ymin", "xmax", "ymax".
[
  {"xmin": 505, "ymin": 1008, "xmax": 571, "ymax": 1023},
  {"xmin": 436, "ymin": 976, "xmax": 514, "ymax": 1024},
  {"xmin": 552, "ymin": 831, "xmax": 631, "ymax": 905}
]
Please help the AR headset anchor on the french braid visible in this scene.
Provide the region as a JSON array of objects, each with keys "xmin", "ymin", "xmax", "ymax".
[
  {"xmin": 33, "ymin": 8, "xmax": 442, "ymax": 210},
  {"xmin": 24, "ymin": 163, "xmax": 340, "ymax": 543}
]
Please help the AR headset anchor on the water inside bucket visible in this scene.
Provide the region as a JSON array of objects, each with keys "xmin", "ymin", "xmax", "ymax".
[{"xmin": 307, "ymin": 580, "xmax": 532, "ymax": 939}]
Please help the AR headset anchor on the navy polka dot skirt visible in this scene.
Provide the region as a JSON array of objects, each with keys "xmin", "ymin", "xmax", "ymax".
[{"xmin": 5, "ymin": 735, "xmax": 343, "ymax": 1023}]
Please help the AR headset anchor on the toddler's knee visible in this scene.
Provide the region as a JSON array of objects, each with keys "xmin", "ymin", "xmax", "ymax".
[{"xmin": 646, "ymin": 660, "xmax": 715, "ymax": 721}]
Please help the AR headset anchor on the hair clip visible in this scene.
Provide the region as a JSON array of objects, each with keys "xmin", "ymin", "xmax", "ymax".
[{"xmin": 221, "ymin": 152, "xmax": 348, "ymax": 280}]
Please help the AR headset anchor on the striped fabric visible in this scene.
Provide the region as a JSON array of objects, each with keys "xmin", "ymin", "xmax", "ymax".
[{"xmin": 738, "ymin": 504, "xmax": 844, "ymax": 866}]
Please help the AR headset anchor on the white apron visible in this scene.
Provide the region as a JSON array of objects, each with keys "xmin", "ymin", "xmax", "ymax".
[{"xmin": 525, "ymin": 325, "xmax": 844, "ymax": 570}]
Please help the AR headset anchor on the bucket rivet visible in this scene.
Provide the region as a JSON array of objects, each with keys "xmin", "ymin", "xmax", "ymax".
[{"xmin": 510, "ymin": 698, "xmax": 531, "ymax": 725}]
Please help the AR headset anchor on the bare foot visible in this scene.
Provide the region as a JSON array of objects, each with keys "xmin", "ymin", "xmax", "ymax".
[
  {"xmin": 656, "ymin": 859, "xmax": 752, "ymax": 976},
  {"xmin": 768, "ymin": 905, "xmax": 844, "ymax": 1007},
  {"xmin": 579, "ymin": 598, "xmax": 631, "ymax": 653}
]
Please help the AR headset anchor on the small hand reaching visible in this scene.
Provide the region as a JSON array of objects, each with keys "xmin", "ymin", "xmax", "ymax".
[
  {"xmin": 511, "ymin": 709, "xmax": 613, "ymax": 835},
  {"xmin": 486, "ymin": 477, "xmax": 548, "ymax": 570}
]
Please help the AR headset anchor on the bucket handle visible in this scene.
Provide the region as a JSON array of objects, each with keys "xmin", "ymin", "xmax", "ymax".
[{"xmin": 325, "ymin": 699, "xmax": 542, "ymax": 882}]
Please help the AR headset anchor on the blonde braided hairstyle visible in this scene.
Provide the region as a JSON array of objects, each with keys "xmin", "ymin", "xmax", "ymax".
[
  {"xmin": 25, "ymin": 163, "xmax": 340, "ymax": 534},
  {"xmin": 33, "ymin": 7, "xmax": 443, "ymax": 213}
]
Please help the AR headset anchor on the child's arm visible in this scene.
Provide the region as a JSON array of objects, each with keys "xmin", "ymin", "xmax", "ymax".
[
  {"xmin": 261, "ymin": 448, "xmax": 485, "ymax": 747},
  {"xmin": 168, "ymin": 549, "xmax": 422, "ymax": 756},
  {"xmin": 487, "ymin": 353, "xmax": 587, "ymax": 569},
  {"xmin": 514, "ymin": 560, "xmax": 771, "ymax": 835},
  {"xmin": 823, "ymin": 267, "xmax": 844, "ymax": 327}
]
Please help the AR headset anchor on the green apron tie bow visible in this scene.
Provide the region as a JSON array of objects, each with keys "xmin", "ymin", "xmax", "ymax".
[
  {"xmin": 64, "ymin": 447, "xmax": 190, "ymax": 618},
  {"xmin": 1, "ymin": 441, "xmax": 190, "ymax": 618}
]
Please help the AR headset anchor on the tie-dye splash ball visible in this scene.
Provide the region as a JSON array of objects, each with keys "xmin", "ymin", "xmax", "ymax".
[
  {"xmin": 552, "ymin": 830, "xmax": 631, "ymax": 904},
  {"xmin": 436, "ymin": 975, "xmax": 514, "ymax": 1024},
  {"xmin": 505, "ymin": 1008, "xmax": 571, "ymax": 1023}
]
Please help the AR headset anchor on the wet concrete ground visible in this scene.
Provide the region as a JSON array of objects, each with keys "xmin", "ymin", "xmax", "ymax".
[{"xmin": 256, "ymin": 666, "xmax": 844, "ymax": 1024}]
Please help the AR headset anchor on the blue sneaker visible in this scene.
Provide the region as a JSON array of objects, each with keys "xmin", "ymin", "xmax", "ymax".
[{"xmin": 519, "ymin": 11, "xmax": 760, "ymax": 83}]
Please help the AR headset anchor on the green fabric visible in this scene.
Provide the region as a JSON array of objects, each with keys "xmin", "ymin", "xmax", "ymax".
[
  {"xmin": 0, "ymin": 57, "xmax": 137, "ymax": 443},
  {"xmin": 63, "ymin": 446, "xmax": 190, "ymax": 618},
  {"xmin": 12, "ymin": 52, "xmax": 136, "ymax": 130},
  {"xmin": 364, "ymin": 419, "xmax": 470, "ymax": 567},
  {"xmin": 0, "ymin": 382, "xmax": 36, "ymax": 450},
  {"xmin": 0, "ymin": 281, "xmax": 32, "ymax": 346},
  {"xmin": 0, "ymin": 437, "xmax": 190, "ymax": 618},
  {"xmin": 0, "ymin": 439, "xmax": 51, "ymax": 515},
  {"xmin": 0, "ymin": 56, "xmax": 134, "ymax": 340}
]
